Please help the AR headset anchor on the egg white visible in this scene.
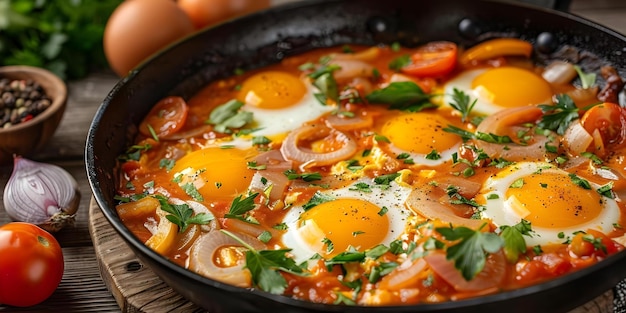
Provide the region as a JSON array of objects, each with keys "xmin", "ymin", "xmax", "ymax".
[
  {"xmin": 442, "ymin": 68, "xmax": 500, "ymax": 116},
  {"xmin": 216, "ymin": 80, "xmax": 334, "ymax": 149},
  {"xmin": 478, "ymin": 162, "xmax": 620, "ymax": 246},
  {"xmin": 281, "ymin": 178, "xmax": 414, "ymax": 263},
  {"xmin": 384, "ymin": 140, "xmax": 460, "ymax": 167}
]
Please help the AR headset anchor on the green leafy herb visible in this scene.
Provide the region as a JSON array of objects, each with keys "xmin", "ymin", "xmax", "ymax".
[
  {"xmin": 374, "ymin": 134, "xmax": 391, "ymax": 143},
  {"xmin": 365, "ymin": 81, "xmax": 436, "ymax": 112},
  {"xmin": 159, "ymin": 158, "xmax": 175, "ymax": 172},
  {"xmin": 448, "ymin": 88, "xmax": 477, "ymax": 123},
  {"xmin": 499, "ymin": 220, "xmax": 533, "ymax": 263},
  {"xmin": 222, "ymin": 230, "xmax": 305, "ymax": 294},
  {"xmin": 154, "ymin": 195, "xmax": 213, "ymax": 233},
  {"xmin": 378, "ymin": 206, "xmax": 388, "ymax": 216},
  {"xmin": 573, "ymin": 65, "xmax": 597, "ymax": 89},
  {"xmin": 0, "ymin": 0, "xmax": 122, "ymax": 79},
  {"xmin": 303, "ymin": 191, "xmax": 335, "ymax": 211},
  {"xmin": 581, "ymin": 151, "xmax": 603, "ymax": 165},
  {"xmin": 322, "ymin": 237, "xmax": 334, "ymax": 253},
  {"xmin": 568, "ymin": 173, "xmax": 591, "ymax": 190},
  {"xmin": 597, "ymin": 181, "xmax": 615, "ymax": 199},
  {"xmin": 257, "ymin": 231, "xmax": 272, "ymax": 244},
  {"xmin": 349, "ymin": 182, "xmax": 372, "ymax": 193},
  {"xmin": 207, "ymin": 99, "xmax": 253, "ymax": 133},
  {"xmin": 224, "ymin": 193, "xmax": 260, "ymax": 223},
  {"xmin": 388, "ymin": 55, "xmax": 411, "ymax": 72},
  {"xmin": 537, "ymin": 94, "xmax": 579, "ymax": 135},
  {"xmin": 446, "ymin": 185, "xmax": 482, "ymax": 208},
  {"xmin": 425, "ymin": 149, "xmax": 441, "ymax": 160},
  {"xmin": 312, "ymin": 72, "xmax": 340, "ymax": 104},
  {"xmin": 247, "ymin": 161, "xmax": 267, "ymax": 170},
  {"xmin": 181, "ymin": 183, "xmax": 203, "ymax": 201},
  {"xmin": 435, "ymin": 224, "xmax": 503, "ymax": 280},
  {"xmin": 374, "ymin": 172, "xmax": 400, "ymax": 186},
  {"xmin": 283, "ymin": 169, "xmax": 322, "ymax": 182},
  {"xmin": 509, "ymin": 178, "xmax": 525, "ymax": 189},
  {"xmin": 252, "ymin": 136, "xmax": 272, "ymax": 146}
]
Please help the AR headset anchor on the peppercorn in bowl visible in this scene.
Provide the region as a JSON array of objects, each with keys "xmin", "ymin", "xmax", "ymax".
[{"xmin": 0, "ymin": 66, "xmax": 67, "ymax": 164}]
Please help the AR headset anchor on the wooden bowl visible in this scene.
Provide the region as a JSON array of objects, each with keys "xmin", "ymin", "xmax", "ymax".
[{"xmin": 0, "ymin": 66, "xmax": 67, "ymax": 164}]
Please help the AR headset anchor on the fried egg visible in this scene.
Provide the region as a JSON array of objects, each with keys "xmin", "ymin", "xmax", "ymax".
[
  {"xmin": 477, "ymin": 162, "xmax": 620, "ymax": 246},
  {"xmin": 281, "ymin": 178, "xmax": 414, "ymax": 263},
  {"xmin": 169, "ymin": 147, "xmax": 257, "ymax": 201},
  {"xmin": 442, "ymin": 67, "xmax": 553, "ymax": 115},
  {"xmin": 218, "ymin": 71, "xmax": 334, "ymax": 148},
  {"xmin": 378, "ymin": 111, "xmax": 461, "ymax": 166}
]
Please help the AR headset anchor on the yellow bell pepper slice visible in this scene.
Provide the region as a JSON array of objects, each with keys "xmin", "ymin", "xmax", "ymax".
[
  {"xmin": 460, "ymin": 38, "xmax": 533, "ymax": 65},
  {"xmin": 145, "ymin": 204, "xmax": 177, "ymax": 254}
]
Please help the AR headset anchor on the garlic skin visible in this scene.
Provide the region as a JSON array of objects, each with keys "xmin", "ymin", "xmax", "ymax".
[{"xmin": 3, "ymin": 156, "xmax": 80, "ymax": 232}]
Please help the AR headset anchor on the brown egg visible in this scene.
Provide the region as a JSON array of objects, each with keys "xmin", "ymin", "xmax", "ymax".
[{"xmin": 104, "ymin": 0, "xmax": 195, "ymax": 77}]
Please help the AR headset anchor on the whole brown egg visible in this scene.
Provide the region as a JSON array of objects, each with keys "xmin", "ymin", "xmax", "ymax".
[{"xmin": 103, "ymin": 0, "xmax": 195, "ymax": 77}]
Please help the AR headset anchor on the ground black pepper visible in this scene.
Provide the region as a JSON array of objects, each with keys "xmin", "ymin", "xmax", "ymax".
[{"xmin": 0, "ymin": 78, "xmax": 52, "ymax": 128}]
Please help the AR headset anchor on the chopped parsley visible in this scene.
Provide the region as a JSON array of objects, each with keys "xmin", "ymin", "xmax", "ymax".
[
  {"xmin": 224, "ymin": 192, "xmax": 260, "ymax": 224},
  {"xmin": 448, "ymin": 88, "xmax": 477, "ymax": 123},
  {"xmin": 537, "ymin": 94, "xmax": 579, "ymax": 135},
  {"xmin": 207, "ymin": 99, "xmax": 253, "ymax": 134},
  {"xmin": 154, "ymin": 195, "xmax": 213, "ymax": 233},
  {"xmin": 283, "ymin": 169, "xmax": 322, "ymax": 182}
]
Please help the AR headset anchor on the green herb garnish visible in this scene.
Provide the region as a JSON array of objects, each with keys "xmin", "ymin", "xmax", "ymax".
[
  {"xmin": 366, "ymin": 81, "xmax": 436, "ymax": 112},
  {"xmin": 154, "ymin": 195, "xmax": 213, "ymax": 233}
]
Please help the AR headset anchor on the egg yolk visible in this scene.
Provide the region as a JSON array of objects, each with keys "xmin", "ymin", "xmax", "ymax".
[
  {"xmin": 170, "ymin": 147, "xmax": 255, "ymax": 200},
  {"xmin": 381, "ymin": 112, "xmax": 461, "ymax": 154},
  {"xmin": 505, "ymin": 172, "xmax": 603, "ymax": 228},
  {"xmin": 472, "ymin": 67, "xmax": 552, "ymax": 108},
  {"xmin": 237, "ymin": 71, "xmax": 307, "ymax": 109},
  {"xmin": 299, "ymin": 198, "xmax": 390, "ymax": 257}
]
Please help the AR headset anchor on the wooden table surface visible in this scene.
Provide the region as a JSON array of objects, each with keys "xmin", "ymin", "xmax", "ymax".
[{"xmin": 0, "ymin": 0, "xmax": 624, "ymax": 312}]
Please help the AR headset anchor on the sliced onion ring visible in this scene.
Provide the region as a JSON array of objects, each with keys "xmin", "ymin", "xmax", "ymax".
[
  {"xmin": 280, "ymin": 124, "xmax": 357, "ymax": 167},
  {"xmin": 405, "ymin": 187, "xmax": 484, "ymax": 229},
  {"xmin": 188, "ymin": 230, "xmax": 265, "ymax": 287},
  {"xmin": 324, "ymin": 113, "xmax": 373, "ymax": 131},
  {"xmin": 476, "ymin": 106, "xmax": 550, "ymax": 161}
]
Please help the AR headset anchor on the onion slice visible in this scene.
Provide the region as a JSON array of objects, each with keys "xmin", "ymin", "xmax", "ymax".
[
  {"xmin": 424, "ymin": 251, "xmax": 506, "ymax": 292},
  {"xmin": 280, "ymin": 124, "xmax": 357, "ymax": 167},
  {"xmin": 328, "ymin": 59, "xmax": 375, "ymax": 81},
  {"xmin": 475, "ymin": 106, "xmax": 552, "ymax": 161},
  {"xmin": 405, "ymin": 187, "xmax": 484, "ymax": 229},
  {"xmin": 562, "ymin": 119, "xmax": 593, "ymax": 156},
  {"xmin": 542, "ymin": 61, "xmax": 577, "ymax": 85},
  {"xmin": 188, "ymin": 230, "xmax": 265, "ymax": 287}
]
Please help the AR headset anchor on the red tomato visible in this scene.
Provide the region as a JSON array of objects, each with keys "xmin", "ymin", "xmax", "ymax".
[
  {"xmin": 401, "ymin": 41, "xmax": 458, "ymax": 77},
  {"xmin": 0, "ymin": 223, "xmax": 64, "ymax": 307},
  {"xmin": 580, "ymin": 102, "xmax": 626, "ymax": 145},
  {"xmin": 177, "ymin": 0, "xmax": 270, "ymax": 30},
  {"xmin": 139, "ymin": 96, "xmax": 189, "ymax": 139}
]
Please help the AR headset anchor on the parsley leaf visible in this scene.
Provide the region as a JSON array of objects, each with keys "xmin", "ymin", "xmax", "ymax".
[
  {"xmin": 207, "ymin": 99, "xmax": 253, "ymax": 133},
  {"xmin": 222, "ymin": 230, "xmax": 305, "ymax": 294},
  {"xmin": 537, "ymin": 94, "xmax": 579, "ymax": 135},
  {"xmin": 436, "ymin": 224, "xmax": 503, "ymax": 280},
  {"xmin": 154, "ymin": 195, "xmax": 213, "ymax": 233},
  {"xmin": 568, "ymin": 173, "xmax": 591, "ymax": 190},
  {"xmin": 388, "ymin": 55, "xmax": 411, "ymax": 72},
  {"xmin": 448, "ymin": 88, "xmax": 477, "ymax": 123},
  {"xmin": 303, "ymin": 191, "xmax": 335, "ymax": 211},
  {"xmin": 224, "ymin": 193, "xmax": 260, "ymax": 223},
  {"xmin": 499, "ymin": 220, "xmax": 533, "ymax": 263},
  {"xmin": 365, "ymin": 82, "xmax": 436, "ymax": 112},
  {"xmin": 283, "ymin": 169, "xmax": 322, "ymax": 182}
]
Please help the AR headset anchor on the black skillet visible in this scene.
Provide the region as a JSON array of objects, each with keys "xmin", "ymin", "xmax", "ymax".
[{"xmin": 86, "ymin": 0, "xmax": 626, "ymax": 312}]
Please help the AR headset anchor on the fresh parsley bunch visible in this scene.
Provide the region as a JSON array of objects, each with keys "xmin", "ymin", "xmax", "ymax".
[{"xmin": 0, "ymin": 0, "xmax": 122, "ymax": 79}]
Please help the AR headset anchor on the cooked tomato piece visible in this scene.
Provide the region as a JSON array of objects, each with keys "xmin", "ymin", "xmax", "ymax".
[
  {"xmin": 581, "ymin": 102, "xmax": 626, "ymax": 145},
  {"xmin": 401, "ymin": 41, "xmax": 457, "ymax": 77},
  {"xmin": 139, "ymin": 96, "xmax": 189, "ymax": 139}
]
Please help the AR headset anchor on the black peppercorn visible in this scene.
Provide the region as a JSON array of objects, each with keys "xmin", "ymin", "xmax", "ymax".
[{"xmin": 0, "ymin": 78, "xmax": 51, "ymax": 128}]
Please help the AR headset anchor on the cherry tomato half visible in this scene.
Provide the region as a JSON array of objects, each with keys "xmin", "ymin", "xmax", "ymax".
[
  {"xmin": 581, "ymin": 102, "xmax": 626, "ymax": 146},
  {"xmin": 139, "ymin": 96, "xmax": 189, "ymax": 139},
  {"xmin": 401, "ymin": 41, "xmax": 458, "ymax": 78},
  {"xmin": 0, "ymin": 222, "xmax": 64, "ymax": 307}
]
